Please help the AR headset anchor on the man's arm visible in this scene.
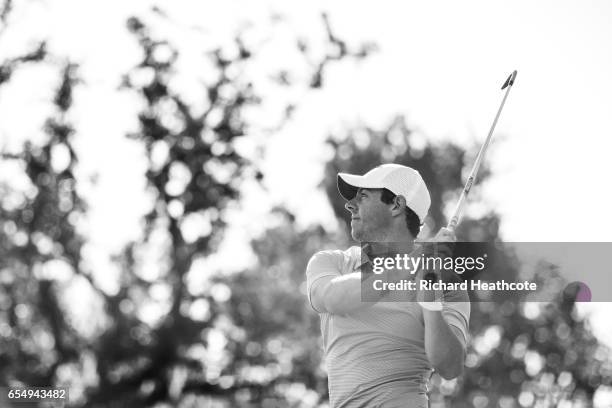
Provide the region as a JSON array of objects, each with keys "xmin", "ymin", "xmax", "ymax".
[
  {"xmin": 307, "ymin": 248, "xmax": 399, "ymax": 315},
  {"xmin": 423, "ymin": 309, "xmax": 467, "ymax": 379},
  {"xmin": 418, "ymin": 227, "xmax": 469, "ymax": 379},
  {"xmin": 311, "ymin": 270, "xmax": 385, "ymax": 315},
  {"xmin": 306, "ymin": 250, "xmax": 375, "ymax": 315}
]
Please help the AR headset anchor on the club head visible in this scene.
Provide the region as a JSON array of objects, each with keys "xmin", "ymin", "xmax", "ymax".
[{"xmin": 501, "ymin": 70, "xmax": 518, "ymax": 90}]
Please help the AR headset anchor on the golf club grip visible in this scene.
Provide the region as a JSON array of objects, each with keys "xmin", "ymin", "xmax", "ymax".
[{"xmin": 447, "ymin": 71, "xmax": 517, "ymax": 232}]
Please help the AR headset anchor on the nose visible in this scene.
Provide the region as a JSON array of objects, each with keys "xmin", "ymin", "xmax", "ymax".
[{"xmin": 345, "ymin": 198, "xmax": 357, "ymax": 214}]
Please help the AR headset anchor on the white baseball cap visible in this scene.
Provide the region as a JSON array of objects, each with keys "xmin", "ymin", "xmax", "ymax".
[{"xmin": 337, "ymin": 164, "xmax": 431, "ymax": 223}]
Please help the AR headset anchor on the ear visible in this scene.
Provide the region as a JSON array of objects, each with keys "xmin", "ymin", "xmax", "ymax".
[{"xmin": 390, "ymin": 195, "xmax": 407, "ymax": 217}]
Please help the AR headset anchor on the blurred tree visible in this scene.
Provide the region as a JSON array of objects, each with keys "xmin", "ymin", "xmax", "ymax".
[
  {"xmin": 1, "ymin": 4, "xmax": 76, "ymax": 393},
  {"xmin": 221, "ymin": 211, "xmax": 338, "ymax": 406},
  {"xmin": 0, "ymin": 0, "xmax": 46, "ymax": 89},
  {"xmin": 0, "ymin": 57, "xmax": 85, "ymax": 394},
  {"xmin": 84, "ymin": 12, "xmax": 372, "ymax": 408},
  {"xmin": 0, "ymin": 6, "xmax": 375, "ymax": 408}
]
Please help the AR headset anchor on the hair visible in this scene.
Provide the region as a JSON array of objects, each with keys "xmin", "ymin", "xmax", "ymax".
[{"xmin": 379, "ymin": 188, "xmax": 422, "ymax": 238}]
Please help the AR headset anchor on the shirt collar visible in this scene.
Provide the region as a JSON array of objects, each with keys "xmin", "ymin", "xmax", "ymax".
[{"xmin": 356, "ymin": 242, "xmax": 417, "ymax": 270}]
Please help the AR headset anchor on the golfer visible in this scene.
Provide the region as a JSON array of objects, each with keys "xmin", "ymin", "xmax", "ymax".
[{"xmin": 306, "ymin": 164, "xmax": 470, "ymax": 408}]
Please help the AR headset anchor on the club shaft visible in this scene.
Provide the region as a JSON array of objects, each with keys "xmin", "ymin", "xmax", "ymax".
[{"xmin": 447, "ymin": 73, "xmax": 516, "ymax": 231}]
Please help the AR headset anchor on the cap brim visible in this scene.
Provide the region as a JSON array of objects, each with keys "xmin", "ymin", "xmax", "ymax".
[{"xmin": 337, "ymin": 173, "xmax": 381, "ymax": 200}]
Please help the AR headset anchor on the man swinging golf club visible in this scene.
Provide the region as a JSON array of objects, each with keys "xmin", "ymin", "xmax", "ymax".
[
  {"xmin": 306, "ymin": 71, "xmax": 516, "ymax": 408},
  {"xmin": 306, "ymin": 164, "xmax": 470, "ymax": 408}
]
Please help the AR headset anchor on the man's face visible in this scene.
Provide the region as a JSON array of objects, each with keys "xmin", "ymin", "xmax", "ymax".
[{"xmin": 345, "ymin": 188, "xmax": 393, "ymax": 241}]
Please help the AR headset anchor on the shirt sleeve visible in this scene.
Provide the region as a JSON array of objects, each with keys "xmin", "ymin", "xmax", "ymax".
[
  {"xmin": 441, "ymin": 289, "xmax": 470, "ymax": 345},
  {"xmin": 306, "ymin": 250, "xmax": 343, "ymax": 313}
]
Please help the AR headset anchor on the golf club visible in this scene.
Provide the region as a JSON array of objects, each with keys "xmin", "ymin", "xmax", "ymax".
[{"xmin": 447, "ymin": 70, "xmax": 518, "ymax": 232}]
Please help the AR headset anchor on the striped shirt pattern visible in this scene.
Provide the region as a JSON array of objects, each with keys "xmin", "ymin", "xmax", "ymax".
[{"xmin": 306, "ymin": 246, "xmax": 470, "ymax": 408}]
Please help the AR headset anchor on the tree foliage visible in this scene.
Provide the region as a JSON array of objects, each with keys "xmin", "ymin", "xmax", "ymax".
[
  {"xmin": 1, "ymin": 8, "xmax": 374, "ymax": 407},
  {"xmin": 1, "ymin": 59, "xmax": 85, "ymax": 401}
]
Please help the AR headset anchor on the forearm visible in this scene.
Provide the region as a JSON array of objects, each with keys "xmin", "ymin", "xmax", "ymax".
[{"xmin": 423, "ymin": 310, "xmax": 465, "ymax": 379}]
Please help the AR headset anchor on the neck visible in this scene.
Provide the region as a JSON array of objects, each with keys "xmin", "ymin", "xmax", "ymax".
[
  {"xmin": 384, "ymin": 228, "xmax": 415, "ymax": 243},
  {"xmin": 367, "ymin": 228, "xmax": 415, "ymax": 255}
]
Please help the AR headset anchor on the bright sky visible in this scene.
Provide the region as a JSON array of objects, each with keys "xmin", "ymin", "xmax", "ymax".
[{"xmin": 1, "ymin": 1, "xmax": 612, "ymax": 344}]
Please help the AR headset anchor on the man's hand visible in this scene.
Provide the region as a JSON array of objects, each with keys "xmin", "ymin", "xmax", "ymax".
[
  {"xmin": 417, "ymin": 227, "xmax": 457, "ymax": 311},
  {"xmin": 428, "ymin": 226, "xmax": 456, "ymax": 254},
  {"xmin": 417, "ymin": 270, "xmax": 444, "ymax": 310}
]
